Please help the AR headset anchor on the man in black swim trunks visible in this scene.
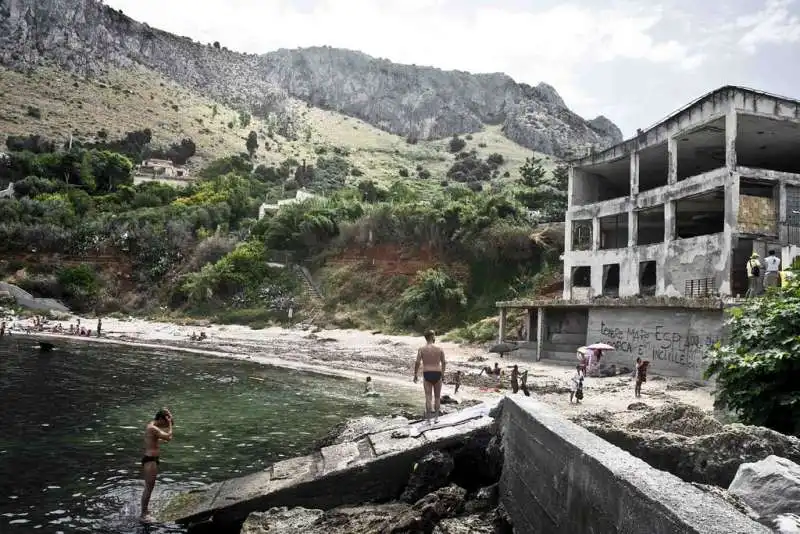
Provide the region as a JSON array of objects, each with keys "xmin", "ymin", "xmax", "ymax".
[
  {"xmin": 140, "ymin": 408, "xmax": 173, "ymax": 522},
  {"xmin": 413, "ymin": 330, "xmax": 446, "ymax": 423}
]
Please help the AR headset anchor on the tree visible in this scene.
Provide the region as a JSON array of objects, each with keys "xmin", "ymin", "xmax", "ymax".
[
  {"xmin": 90, "ymin": 150, "xmax": 134, "ymax": 192},
  {"xmin": 246, "ymin": 131, "xmax": 259, "ymax": 158},
  {"xmin": 704, "ymin": 284, "xmax": 800, "ymax": 435},
  {"xmin": 239, "ymin": 111, "xmax": 252, "ymax": 129},
  {"xmin": 516, "ymin": 159, "xmax": 568, "ymax": 222}
]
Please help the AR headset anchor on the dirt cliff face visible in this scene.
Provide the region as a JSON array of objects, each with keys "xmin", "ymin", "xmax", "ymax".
[{"xmin": 0, "ymin": 0, "xmax": 623, "ymax": 156}]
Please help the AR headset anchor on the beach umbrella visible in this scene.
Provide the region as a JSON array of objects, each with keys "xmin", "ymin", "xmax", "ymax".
[
  {"xmin": 577, "ymin": 346, "xmax": 588, "ymax": 355},
  {"xmin": 586, "ymin": 342, "xmax": 615, "ymax": 351},
  {"xmin": 488, "ymin": 343, "xmax": 519, "ymax": 357}
]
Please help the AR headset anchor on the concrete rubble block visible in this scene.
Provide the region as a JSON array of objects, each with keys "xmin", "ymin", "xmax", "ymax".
[
  {"xmin": 211, "ymin": 470, "xmax": 273, "ymax": 506},
  {"xmin": 271, "ymin": 455, "xmax": 315, "ymax": 481},
  {"xmin": 422, "ymin": 416, "xmax": 493, "ymax": 444},
  {"xmin": 400, "ymin": 451, "xmax": 455, "ymax": 503},
  {"xmin": 320, "ymin": 441, "xmax": 361, "ymax": 475},
  {"xmin": 369, "ymin": 429, "xmax": 425, "ymax": 457},
  {"xmin": 729, "ymin": 455, "xmax": 800, "ymax": 528}
]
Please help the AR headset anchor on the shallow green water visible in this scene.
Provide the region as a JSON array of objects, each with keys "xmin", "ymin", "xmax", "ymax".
[{"xmin": 0, "ymin": 338, "xmax": 419, "ymax": 533}]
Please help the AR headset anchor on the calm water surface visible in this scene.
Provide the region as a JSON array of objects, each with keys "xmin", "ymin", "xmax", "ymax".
[{"xmin": 0, "ymin": 338, "xmax": 419, "ymax": 533}]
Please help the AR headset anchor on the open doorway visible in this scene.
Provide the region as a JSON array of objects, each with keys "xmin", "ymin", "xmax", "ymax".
[
  {"xmin": 639, "ymin": 261, "xmax": 657, "ymax": 296},
  {"xmin": 602, "ymin": 264, "xmax": 620, "ymax": 297}
]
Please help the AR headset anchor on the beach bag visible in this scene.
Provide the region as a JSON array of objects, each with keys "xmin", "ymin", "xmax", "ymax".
[{"xmin": 751, "ymin": 261, "xmax": 760, "ymax": 277}]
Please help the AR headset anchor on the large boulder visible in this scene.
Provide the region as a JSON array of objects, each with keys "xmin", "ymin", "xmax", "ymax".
[
  {"xmin": 241, "ymin": 504, "xmax": 410, "ymax": 534},
  {"xmin": 579, "ymin": 404, "xmax": 800, "ymax": 487},
  {"xmin": 729, "ymin": 455, "xmax": 800, "ymax": 530},
  {"xmin": 400, "ymin": 451, "xmax": 455, "ymax": 504},
  {"xmin": 389, "ymin": 484, "xmax": 467, "ymax": 533}
]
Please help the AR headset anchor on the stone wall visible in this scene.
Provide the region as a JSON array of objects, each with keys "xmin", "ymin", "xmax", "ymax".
[
  {"xmin": 587, "ymin": 307, "xmax": 724, "ymax": 379},
  {"xmin": 498, "ymin": 396, "xmax": 770, "ymax": 534}
]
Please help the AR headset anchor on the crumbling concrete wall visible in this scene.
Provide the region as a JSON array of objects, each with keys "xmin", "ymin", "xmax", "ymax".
[
  {"xmin": 586, "ymin": 308, "xmax": 724, "ymax": 379},
  {"xmin": 498, "ymin": 396, "xmax": 770, "ymax": 534}
]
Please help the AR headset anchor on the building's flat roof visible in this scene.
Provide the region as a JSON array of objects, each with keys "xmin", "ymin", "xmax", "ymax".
[
  {"xmin": 496, "ymin": 296, "xmax": 731, "ymax": 310},
  {"xmin": 570, "ymin": 85, "xmax": 800, "ymax": 165}
]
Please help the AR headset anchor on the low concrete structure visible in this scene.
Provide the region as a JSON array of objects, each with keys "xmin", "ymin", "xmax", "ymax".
[
  {"xmin": 0, "ymin": 282, "xmax": 69, "ymax": 313},
  {"xmin": 495, "ymin": 298, "xmax": 725, "ymax": 379},
  {"xmin": 258, "ymin": 189, "xmax": 318, "ymax": 219},
  {"xmin": 499, "ymin": 396, "xmax": 770, "ymax": 533},
  {"xmin": 161, "ymin": 403, "xmax": 496, "ymax": 531}
]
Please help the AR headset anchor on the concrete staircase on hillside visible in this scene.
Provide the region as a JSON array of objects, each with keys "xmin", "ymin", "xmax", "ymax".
[{"xmin": 290, "ymin": 265, "xmax": 324, "ymax": 327}]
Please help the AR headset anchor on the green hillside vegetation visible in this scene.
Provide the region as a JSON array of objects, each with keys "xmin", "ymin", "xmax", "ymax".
[{"xmin": 0, "ymin": 65, "xmax": 566, "ymax": 337}]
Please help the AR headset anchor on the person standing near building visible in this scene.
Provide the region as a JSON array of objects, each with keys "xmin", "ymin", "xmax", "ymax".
[
  {"xmin": 764, "ymin": 250, "xmax": 781, "ymax": 290},
  {"xmin": 746, "ymin": 252, "xmax": 763, "ymax": 298}
]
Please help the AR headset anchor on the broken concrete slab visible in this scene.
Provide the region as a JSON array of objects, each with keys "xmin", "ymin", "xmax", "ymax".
[{"xmin": 161, "ymin": 400, "xmax": 500, "ymax": 530}]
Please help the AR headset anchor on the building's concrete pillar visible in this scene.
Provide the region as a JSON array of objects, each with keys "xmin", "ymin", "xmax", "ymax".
[
  {"xmin": 725, "ymin": 110, "xmax": 738, "ymax": 171},
  {"xmin": 621, "ymin": 259, "xmax": 640, "ymax": 298},
  {"xmin": 628, "ymin": 209, "xmax": 638, "ymax": 247},
  {"xmin": 524, "ymin": 309, "xmax": 533, "ymax": 342},
  {"xmin": 498, "ymin": 307, "xmax": 507, "ymax": 343},
  {"xmin": 630, "ymin": 152, "xmax": 640, "ymax": 195},
  {"xmin": 667, "ymin": 136, "xmax": 678, "ymax": 185},
  {"xmin": 592, "ymin": 217, "xmax": 601, "ymax": 251},
  {"xmin": 564, "ymin": 217, "xmax": 573, "ymax": 253},
  {"xmin": 535, "ymin": 307, "xmax": 546, "ymax": 361},
  {"xmin": 562, "ymin": 263, "xmax": 573, "ymax": 300},
  {"xmin": 721, "ymin": 173, "xmax": 741, "ymax": 296},
  {"xmin": 664, "ymin": 201, "xmax": 676, "ymax": 242},
  {"xmin": 779, "ymin": 180, "xmax": 788, "ymax": 242},
  {"xmin": 567, "ymin": 166, "xmax": 575, "ymax": 208},
  {"xmin": 591, "ymin": 263, "xmax": 604, "ymax": 297}
]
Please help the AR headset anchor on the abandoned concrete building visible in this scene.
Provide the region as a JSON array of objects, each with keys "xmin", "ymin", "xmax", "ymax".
[
  {"xmin": 564, "ymin": 85, "xmax": 800, "ymax": 300},
  {"xmin": 495, "ymin": 86, "xmax": 800, "ymax": 379}
]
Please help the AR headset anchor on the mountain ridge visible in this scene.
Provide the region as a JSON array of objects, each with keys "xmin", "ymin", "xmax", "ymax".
[{"xmin": 0, "ymin": 0, "xmax": 623, "ymax": 156}]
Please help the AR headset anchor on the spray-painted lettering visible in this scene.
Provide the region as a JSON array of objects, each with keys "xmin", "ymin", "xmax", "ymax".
[{"xmin": 597, "ymin": 321, "xmax": 717, "ymax": 369}]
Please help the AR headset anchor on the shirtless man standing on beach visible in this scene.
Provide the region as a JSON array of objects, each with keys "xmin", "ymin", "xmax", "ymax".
[
  {"xmin": 140, "ymin": 408, "xmax": 173, "ymax": 522},
  {"xmin": 413, "ymin": 330, "xmax": 446, "ymax": 423}
]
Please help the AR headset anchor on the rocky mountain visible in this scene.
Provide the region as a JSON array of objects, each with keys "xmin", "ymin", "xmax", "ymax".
[{"xmin": 0, "ymin": 0, "xmax": 623, "ymax": 157}]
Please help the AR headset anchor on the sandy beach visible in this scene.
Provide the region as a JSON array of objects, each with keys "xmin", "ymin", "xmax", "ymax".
[{"xmin": 3, "ymin": 313, "xmax": 716, "ymax": 424}]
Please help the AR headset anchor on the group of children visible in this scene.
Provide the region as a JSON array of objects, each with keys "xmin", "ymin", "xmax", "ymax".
[{"xmin": 569, "ymin": 355, "xmax": 650, "ymax": 404}]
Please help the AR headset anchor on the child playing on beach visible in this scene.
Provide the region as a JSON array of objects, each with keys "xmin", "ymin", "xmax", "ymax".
[
  {"xmin": 453, "ymin": 370, "xmax": 462, "ymax": 394},
  {"xmin": 569, "ymin": 365, "xmax": 584, "ymax": 404}
]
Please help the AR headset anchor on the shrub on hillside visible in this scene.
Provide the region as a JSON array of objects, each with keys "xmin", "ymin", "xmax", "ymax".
[
  {"xmin": 5, "ymin": 134, "xmax": 56, "ymax": 153},
  {"xmin": 705, "ymin": 283, "xmax": 800, "ymax": 435},
  {"xmin": 396, "ymin": 268, "xmax": 467, "ymax": 330},
  {"xmin": 448, "ymin": 135, "xmax": 466, "ymax": 153}
]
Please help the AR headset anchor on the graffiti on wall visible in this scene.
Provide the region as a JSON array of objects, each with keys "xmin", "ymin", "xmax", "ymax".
[{"xmin": 597, "ymin": 321, "xmax": 718, "ymax": 369}]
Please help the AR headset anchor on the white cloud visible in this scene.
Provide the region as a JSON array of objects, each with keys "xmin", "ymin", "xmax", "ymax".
[
  {"xmin": 103, "ymin": 0, "xmax": 704, "ymax": 115},
  {"xmin": 737, "ymin": 0, "xmax": 800, "ymax": 54}
]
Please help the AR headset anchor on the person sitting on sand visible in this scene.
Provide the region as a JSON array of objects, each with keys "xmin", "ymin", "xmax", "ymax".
[
  {"xmin": 364, "ymin": 376, "xmax": 373, "ymax": 394},
  {"xmin": 140, "ymin": 408, "xmax": 173, "ymax": 522},
  {"xmin": 190, "ymin": 332, "xmax": 197, "ymax": 341},
  {"xmin": 413, "ymin": 329, "xmax": 446, "ymax": 423},
  {"xmin": 199, "ymin": 332, "xmax": 207, "ymax": 341}
]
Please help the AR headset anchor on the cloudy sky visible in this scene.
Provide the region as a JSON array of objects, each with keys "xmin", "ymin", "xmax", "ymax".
[{"xmin": 103, "ymin": 0, "xmax": 800, "ymax": 137}]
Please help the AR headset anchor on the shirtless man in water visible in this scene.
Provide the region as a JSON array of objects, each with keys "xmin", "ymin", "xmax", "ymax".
[
  {"xmin": 140, "ymin": 408, "xmax": 173, "ymax": 522},
  {"xmin": 413, "ymin": 330, "xmax": 446, "ymax": 423}
]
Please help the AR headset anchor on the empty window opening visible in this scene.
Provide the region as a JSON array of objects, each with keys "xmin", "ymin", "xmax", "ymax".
[
  {"xmin": 599, "ymin": 214, "xmax": 628, "ymax": 250},
  {"xmin": 638, "ymin": 142, "xmax": 668, "ymax": 192},
  {"xmin": 637, "ymin": 205, "xmax": 665, "ymax": 245},
  {"xmin": 737, "ymin": 115, "xmax": 800, "ymax": 174},
  {"xmin": 602, "ymin": 264, "xmax": 620, "ymax": 297},
  {"xmin": 571, "ymin": 158, "xmax": 630, "ymax": 206},
  {"xmin": 639, "ymin": 261, "xmax": 657, "ymax": 296},
  {"xmin": 676, "ymin": 188, "xmax": 725, "ymax": 239},
  {"xmin": 572, "ymin": 266, "xmax": 591, "ymax": 287},
  {"xmin": 572, "ymin": 220, "xmax": 592, "ymax": 251},
  {"xmin": 738, "ymin": 179, "xmax": 777, "ymax": 236},
  {"xmin": 677, "ymin": 117, "xmax": 725, "ymax": 180}
]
